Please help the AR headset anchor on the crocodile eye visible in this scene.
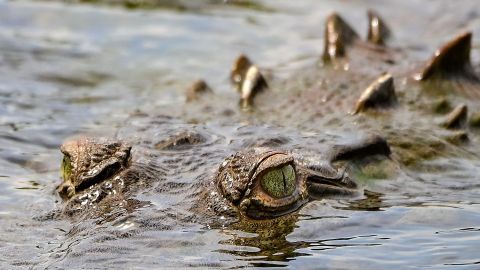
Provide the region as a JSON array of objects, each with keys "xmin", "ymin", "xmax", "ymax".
[
  {"xmin": 260, "ymin": 164, "xmax": 296, "ymax": 198},
  {"xmin": 61, "ymin": 155, "xmax": 73, "ymax": 181}
]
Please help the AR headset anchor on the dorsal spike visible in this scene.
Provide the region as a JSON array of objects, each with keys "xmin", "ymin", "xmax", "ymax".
[
  {"xmin": 322, "ymin": 13, "xmax": 359, "ymax": 62},
  {"xmin": 415, "ymin": 32, "xmax": 476, "ymax": 81},
  {"xmin": 367, "ymin": 10, "xmax": 391, "ymax": 45},
  {"xmin": 230, "ymin": 54, "xmax": 252, "ymax": 87},
  {"xmin": 442, "ymin": 104, "xmax": 468, "ymax": 129},
  {"xmin": 470, "ymin": 112, "xmax": 480, "ymax": 128},
  {"xmin": 239, "ymin": 65, "xmax": 268, "ymax": 108},
  {"xmin": 353, "ymin": 73, "xmax": 397, "ymax": 114},
  {"xmin": 185, "ymin": 79, "xmax": 212, "ymax": 102}
]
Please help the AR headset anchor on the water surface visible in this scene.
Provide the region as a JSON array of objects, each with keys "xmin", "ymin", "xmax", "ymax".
[{"xmin": 1, "ymin": 0, "xmax": 480, "ymax": 269}]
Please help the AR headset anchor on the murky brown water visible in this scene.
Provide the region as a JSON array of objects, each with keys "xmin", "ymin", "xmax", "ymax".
[{"xmin": 1, "ymin": 0, "xmax": 480, "ymax": 269}]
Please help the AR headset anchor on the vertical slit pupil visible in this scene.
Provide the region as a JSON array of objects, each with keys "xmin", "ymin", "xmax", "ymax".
[{"xmin": 260, "ymin": 164, "xmax": 296, "ymax": 198}]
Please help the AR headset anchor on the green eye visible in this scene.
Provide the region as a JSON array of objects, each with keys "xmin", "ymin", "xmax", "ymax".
[
  {"xmin": 61, "ymin": 155, "xmax": 73, "ymax": 181},
  {"xmin": 260, "ymin": 164, "xmax": 296, "ymax": 198}
]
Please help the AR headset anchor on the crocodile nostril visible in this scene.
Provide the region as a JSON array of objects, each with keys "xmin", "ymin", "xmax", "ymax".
[{"xmin": 306, "ymin": 167, "xmax": 357, "ymax": 193}]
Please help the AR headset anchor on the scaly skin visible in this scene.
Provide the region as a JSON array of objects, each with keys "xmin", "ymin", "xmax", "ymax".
[
  {"xmin": 182, "ymin": 15, "xmax": 479, "ymax": 168},
  {"xmin": 58, "ymin": 137, "xmax": 164, "ymax": 219},
  {"xmin": 56, "ymin": 11, "xmax": 480, "ymax": 223},
  {"xmin": 57, "ymin": 138, "xmax": 131, "ymax": 199},
  {"xmin": 59, "ymin": 134, "xmax": 389, "ymax": 220},
  {"xmin": 214, "ymin": 148, "xmax": 357, "ymax": 219}
]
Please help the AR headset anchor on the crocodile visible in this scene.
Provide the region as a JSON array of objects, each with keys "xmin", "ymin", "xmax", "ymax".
[
  {"xmin": 56, "ymin": 10, "xmax": 480, "ymax": 225},
  {"xmin": 58, "ymin": 132, "xmax": 390, "ymax": 221}
]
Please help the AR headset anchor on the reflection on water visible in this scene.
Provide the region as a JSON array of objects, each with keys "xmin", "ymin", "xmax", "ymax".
[
  {"xmin": 1, "ymin": 0, "xmax": 480, "ymax": 269},
  {"xmin": 219, "ymin": 214, "xmax": 388, "ymax": 268},
  {"xmin": 340, "ymin": 190, "xmax": 385, "ymax": 211},
  {"xmin": 220, "ymin": 215, "xmax": 306, "ymax": 266}
]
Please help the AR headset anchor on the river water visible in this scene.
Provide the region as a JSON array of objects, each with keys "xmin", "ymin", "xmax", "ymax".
[{"xmin": 1, "ymin": 0, "xmax": 480, "ymax": 269}]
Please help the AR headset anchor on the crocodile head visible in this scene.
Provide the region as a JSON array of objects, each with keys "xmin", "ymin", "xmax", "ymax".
[
  {"xmin": 57, "ymin": 138, "xmax": 131, "ymax": 200},
  {"xmin": 216, "ymin": 149, "xmax": 357, "ymax": 219}
]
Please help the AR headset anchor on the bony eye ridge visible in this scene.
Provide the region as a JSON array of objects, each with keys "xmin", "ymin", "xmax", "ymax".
[{"xmin": 260, "ymin": 164, "xmax": 296, "ymax": 198}]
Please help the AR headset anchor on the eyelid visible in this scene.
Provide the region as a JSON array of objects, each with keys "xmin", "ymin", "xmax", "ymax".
[{"xmin": 250, "ymin": 153, "xmax": 294, "ymax": 182}]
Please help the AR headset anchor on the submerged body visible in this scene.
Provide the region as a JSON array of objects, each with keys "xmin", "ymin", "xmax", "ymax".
[
  {"xmin": 56, "ymin": 11, "xmax": 480, "ymax": 226},
  {"xmin": 59, "ymin": 131, "xmax": 392, "ymax": 221}
]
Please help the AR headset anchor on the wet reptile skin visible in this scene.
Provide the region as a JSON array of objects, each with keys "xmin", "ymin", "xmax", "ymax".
[{"xmin": 56, "ymin": 11, "xmax": 480, "ymax": 224}]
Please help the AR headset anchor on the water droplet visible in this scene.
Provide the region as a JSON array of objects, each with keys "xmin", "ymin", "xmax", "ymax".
[{"xmin": 103, "ymin": 181, "xmax": 112, "ymax": 189}]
